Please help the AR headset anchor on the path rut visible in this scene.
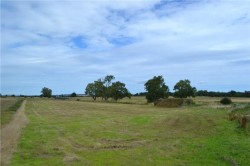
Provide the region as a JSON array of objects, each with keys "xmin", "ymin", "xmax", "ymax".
[{"xmin": 1, "ymin": 100, "xmax": 28, "ymax": 166}]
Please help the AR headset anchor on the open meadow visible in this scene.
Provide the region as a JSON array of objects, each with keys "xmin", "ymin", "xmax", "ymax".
[
  {"xmin": 4, "ymin": 97, "xmax": 248, "ymax": 165},
  {"xmin": 2, "ymin": 1, "xmax": 250, "ymax": 165}
]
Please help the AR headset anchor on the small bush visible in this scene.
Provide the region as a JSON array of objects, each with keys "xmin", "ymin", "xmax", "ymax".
[
  {"xmin": 220, "ymin": 97, "xmax": 232, "ymax": 105},
  {"xmin": 76, "ymin": 99, "xmax": 80, "ymax": 101}
]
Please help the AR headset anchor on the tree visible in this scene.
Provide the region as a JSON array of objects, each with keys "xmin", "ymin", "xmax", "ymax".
[
  {"xmin": 70, "ymin": 92, "xmax": 77, "ymax": 97},
  {"xmin": 228, "ymin": 90, "xmax": 236, "ymax": 97},
  {"xmin": 94, "ymin": 79, "xmax": 105, "ymax": 100},
  {"xmin": 85, "ymin": 79, "xmax": 106, "ymax": 100},
  {"xmin": 85, "ymin": 83, "xmax": 98, "ymax": 100},
  {"xmin": 144, "ymin": 76, "xmax": 169, "ymax": 103},
  {"xmin": 110, "ymin": 81, "xmax": 131, "ymax": 101},
  {"xmin": 103, "ymin": 75, "xmax": 115, "ymax": 100},
  {"xmin": 41, "ymin": 87, "xmax": 52, "ymax": 98},
  {"xmin": 173, "ymin": 79, "xmax": 196, "ymax": 98},
  {"xmin": 85, "ymin": 75, "xmax": 132, "ymax": 101},
  {"xmin": 104, "ymin": 75, "xmax": 115, "ymax": 87}
]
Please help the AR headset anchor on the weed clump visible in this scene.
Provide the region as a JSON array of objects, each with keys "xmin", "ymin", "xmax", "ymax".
[{"xmin": 220, "ymin": 97, "xmax": 232, "ymax": 105}]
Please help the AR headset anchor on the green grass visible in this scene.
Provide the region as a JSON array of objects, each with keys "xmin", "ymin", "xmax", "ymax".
[
  {"xmin": 11, "ymin": 97, "xmax": 250, "ymax": 165},
  {"xmin": 1, "ymin": 98, "xmax": 24, "ymax": 125}
]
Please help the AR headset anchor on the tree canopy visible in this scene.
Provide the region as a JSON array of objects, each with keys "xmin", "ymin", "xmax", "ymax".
[
  {"xmin": 144, "ymin": 76, "xmax": 169, "ymax": 103},
  {"xmin": 103, "ymin": 75, "xmax": 115, "ymax": 100},
  {"xmin": 94, "ymin": 79, "xmax": 106, "ymax": 99},
  {"xmin": 110, "ymin": 81, "xmax": 131, "ymax": 101},
  {"xmin": 173, "ymin": 79, "xmax": 196, "ymax": 98},
  {"xmin": 41, "ymin": 87, "xmax": 52, "ymax": 98},
  {"xmin": 70, "ymin": 92, "xmax": 77, "ymax": 97},
  {"xmin": 85, "ymin": 75, "xmax": 130, "ymax": 101},
  {"xmin": 85, "ymin": 83, "xmax": 98, "ymax": 100}
]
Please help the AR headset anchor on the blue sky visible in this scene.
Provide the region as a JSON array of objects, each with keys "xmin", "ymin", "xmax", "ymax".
[{"xmin": 1, "ymin": 0, "xmax": 250, "ymax": 95}]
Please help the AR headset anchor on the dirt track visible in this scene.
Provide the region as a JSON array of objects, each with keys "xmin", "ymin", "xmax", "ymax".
[{"xmin": 1, "ymin": 100, "xmax": 28, "ymax": 166}]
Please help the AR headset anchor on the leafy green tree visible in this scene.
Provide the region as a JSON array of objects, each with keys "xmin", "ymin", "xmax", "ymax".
[
  {"xmin": 94, "ymin": 79, "xmax": 105, "ymax": 99},
  {"xmin": 85, "ymin": 83, "xmax": 98, "ymax": 100},
  {"xmin": 70, "ymin": 92, "xmax": 77, "ymax": 97},
  {"xmin": 104, "ymin": 75, "xmax": 115, "ymax": 87},
  {"xmin": 144, "ymin": 76, "xmax": 169, "ymax": 103},
  {"xmin": 85, "ymin": 75, "xmax": 132, "ymax": 101},
  {"xmin": 85, "ymin": 79, "xmax": 106, "ymax": 100},
  {"xmin": 41, "ymin": 87, "xmax": 52, "ymax": 98},
  {"xmin": 103, "ymin": 75, "xmax": 115, "ymax": 100},
  {"xmin": 228, "ymin": 90, "xmax": 236, "ymax": 97},
  {"xmin": 173, "ymin": 79, "xmax": 196, "ymax": 98},
  {"xmin": 110, "ymin": 81, "xmax": 131, "ymax": 101}
]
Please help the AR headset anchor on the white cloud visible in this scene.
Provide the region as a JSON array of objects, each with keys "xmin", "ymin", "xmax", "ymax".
[{"xmin": 1, "ymin": 0, "xmax": 250, "ymax": 95}]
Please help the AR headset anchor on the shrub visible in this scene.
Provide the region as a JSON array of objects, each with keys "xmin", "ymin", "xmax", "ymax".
[
  {"xmin": 220, "ymin": 97, "xmax": 232, "ymax": 105},
  {"xmin": 71, "ymin": 92, "xmax": 77, "ymax": 97}
]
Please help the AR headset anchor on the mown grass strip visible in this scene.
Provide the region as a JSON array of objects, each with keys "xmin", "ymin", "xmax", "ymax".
[{"xmin": 1, "ymin": 99, "xmax": 24, "ymax": 125}]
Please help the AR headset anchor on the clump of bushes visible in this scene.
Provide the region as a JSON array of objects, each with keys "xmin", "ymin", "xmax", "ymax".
[{"xmin": 220, "ymin": 97, "xmax": 232, "ymax": 105}]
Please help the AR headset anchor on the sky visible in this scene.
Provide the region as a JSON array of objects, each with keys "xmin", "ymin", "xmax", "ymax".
[{"xmin": 1, "ymin": 0, "xmax": 250, "ymax": 95}]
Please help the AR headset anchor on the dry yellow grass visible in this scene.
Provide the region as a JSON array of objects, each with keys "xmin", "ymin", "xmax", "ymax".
[
  {"xmin": 193, "ymin": 96, "xmax": 250, "ymax": 104},
  {"xmin": 1, "ymin": 98, "xmax": 18, "ymax": 112}
]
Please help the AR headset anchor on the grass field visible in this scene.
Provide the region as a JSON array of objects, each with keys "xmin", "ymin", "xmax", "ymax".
[
  {"xmin": 10, "ymin": 97, "xmax": 250, "ymax": 165},
  {"xmin": 1, "ymin": 98, "xmax": 23, "ymax": 126}
]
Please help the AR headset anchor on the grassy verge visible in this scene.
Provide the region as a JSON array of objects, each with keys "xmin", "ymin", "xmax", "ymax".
[
  {"xmin": 231, "ymin": 104, "xmax": 250, "ymax": 115},
  {"xmin": 11, "ymin": 98, "xmax": 250, "ymax": 165},
  {"xmin": 1, "ymin": 98, "xmax": 24, "ymax": 125}
]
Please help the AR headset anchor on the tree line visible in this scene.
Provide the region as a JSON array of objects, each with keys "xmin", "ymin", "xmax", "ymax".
[
  {"xmin": 195, "ymin": 90, "xmax": 250, "ymax": 98},
  {"xmin": 83, "ymin": 75, "xmax": 196, "ymax": 103},
  {"xmin": 38, "ymin": 75, "xmax": 250, "ymax": 101}
]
